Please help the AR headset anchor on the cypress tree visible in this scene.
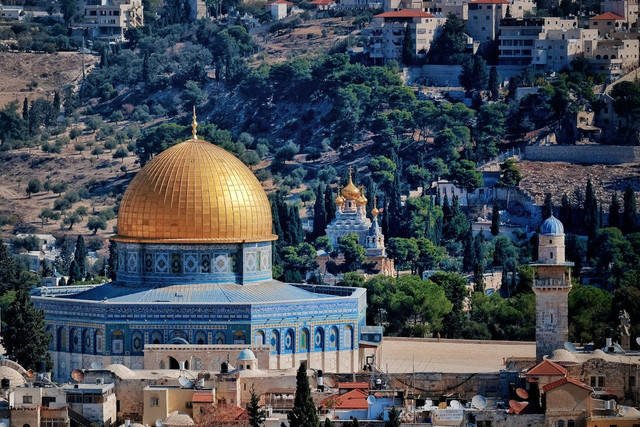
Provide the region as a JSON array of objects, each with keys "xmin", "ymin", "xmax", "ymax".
[
  {"xmin": 68, "ymin": 259, "xmax": 82, "ymax": 284},
  {"xmin": 488, "ymin": 66, "xmax": 500, "ymax": 101},
  {"xmin": 609, "ymin": 193, "xmax": 621, "ymax": 229},
  {"xmin": 312, "ymin": 186, "xmax": 327, "ymax": 239},
  {"xmin": 559, "ymin": 194, "xmax": 572, "ymax": 230},
  {"xmin": 491, "ymin": 203, "xmax": 500, "ymax": 236},
  {"xmin": 142, "ymin": 52, "xmax": 150, "ymax": 84},
  {"xmin": 366, "ymin": 180, "xmax": 376, "ymax": 219},
  {"xmin": 435, "ymin": 190, "xmax": 442, "ymax": 207},
  {"xmin": 451, "ymin": 195, "xmax": 461, "ymax": 217},
  {"xmin": 387, "ymin": 168, "xmax": 403, "ymax": 238},
  {"xmin": 442, "ymin": 194, "xmax": 452, "ymax": 224},
  {"xmin": 74, "ymin": 235, "xmax": 88, "ymax": 279},
  {"xmin": 462, "ymin": 226, "xmax": 475, "ymax": 272},
  {"xmin": 473, "ymin": 261, "xmax": 485, "ymax": 293},
  {"xmin": 1, "ymin": 290, "xmax": 53, "ymax": 371},
  {"xmin": 22, "ymin": 97, "xmax": 29, "ymax": 120},
  {"xmin": 542, "ymin": 193, "xmax": 553, "ymax": 220},
  {"xmin": 324, "ymin": 185, "xmax": 336, "ymax": 225},
  {"xmin": 402, "ymin": 27, "xmax": 414, "ymax": 65},
  {"xmin": 286, "ymin": 205, "xmax": 304, "ymax": 246},
  {"xmin": 288, "ymin": 361, "xmax": 319, "ymax": 427},
  {"xmin": 623, "ymin": 185, "xmax": 637, "ymax": 234},
  {"xmin": 584, "ymin": 179, "xmax": 598, "ymax": 236},
  {"xmin": 107, "ymin": 240, "xmax": 118, "ymax": 280},
  {"xmin": 247, "ymin": 388, "xmax": 266, "ymax": 427}
]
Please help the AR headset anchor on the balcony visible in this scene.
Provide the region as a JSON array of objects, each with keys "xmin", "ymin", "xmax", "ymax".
[{"xmin": 533, "ymin": 278, "xmax": 570, "ymax": 288}]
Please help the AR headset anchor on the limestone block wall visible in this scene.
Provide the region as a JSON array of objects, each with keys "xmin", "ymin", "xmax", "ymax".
[
  {"xmin": 143, "ymin": 345, "xmax": 271, "ymax": 371},
  {"xmin": 525, "ymin": 145, "xmax": 640, "ymax": 164},
  {"xmin": 533, "ymin": 288, "xmax": 570, "ymax": 361},
  {"xmin": 566, "ymin": 359, "xmax": 640, "ymax": 406}
]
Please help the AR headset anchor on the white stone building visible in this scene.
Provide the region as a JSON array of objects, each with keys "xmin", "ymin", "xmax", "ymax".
[
  {"xmin": 83, "ymin": 0, "xmax": 144, "ymax": 41},
  {"xmin": 531, "ymin": 28, "xmax": 598, "ymax": 71},
  {"xmin": 467, "ymin": 0, "xmax": 510, "ymax": 43},
  {"xmin": 589, "ymin": 12, "xmax": 626, "ymax": 35},
  {"xmin": 369, "ymin": 10, "xmax": 446, "ymax": 61},
  {"xmin": 584, "ymin": 38, "xmax": 640, "ymax": 75},
  {"xmin": 266, "ymin": 0, "xmax": 292, "ymax": 19},
  {"xmin": 600, "ymin": 0, "xmax": 638, "ymax": 26}
]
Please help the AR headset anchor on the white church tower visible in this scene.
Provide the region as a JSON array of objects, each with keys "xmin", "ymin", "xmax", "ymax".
[{"xmin": 532, "ymin": 215, "xmax": 574, "ymax": 361}]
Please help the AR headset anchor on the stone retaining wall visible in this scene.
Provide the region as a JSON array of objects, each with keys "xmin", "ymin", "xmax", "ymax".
[{"xmin": 525, "ymin": 145, "xmax": 640, "ymax": 164}]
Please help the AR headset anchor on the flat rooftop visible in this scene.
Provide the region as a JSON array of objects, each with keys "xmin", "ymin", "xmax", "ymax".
[{"xmin": 381, "ymin": 338, "xmax": 536, "ymax": 374}]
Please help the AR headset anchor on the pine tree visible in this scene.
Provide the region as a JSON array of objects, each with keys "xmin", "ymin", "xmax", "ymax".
[
  {"xmin": 488, "ymin": 66, "xmax": 500, "ymax": 101},
  {"xmin": 386, "ymin": 407, "xmax": 401, "ymax": 427},
  {"xmin": 74, "ymin": 235, "xmax": 88, "ymax": 279},
  {"xmin": 491, "ymin": 203, "xmax": 500, "ymax": 236},
  {"xmin": 107, "ymin": 240, "xmax": 118, "ymax": 280},
  {"xmin": 288, "ymin": 361, "xmax": 319, "ymax": 427},
  {"xmin": 1, "ymin": 290, "xmax": 52, "ymax": 371},
  {"xmin": 247, "ymin": 388, "xmax": 266, "ymax": 427},
  {"xmin": 609, "ymin": 193, "xmax": 621, "ymax": 229},
  {"xmin": 623, "ymin": 185, "xmax": 637, "ymax": 234},
  {"xmin": 324, "ymin": 185, "xmax": 336, "ymax": 225},
  {"xmin": 542, "ymin": 193, "xmax": 553, "ymax": 220},
  {"xmin": 312, "ymin": 186, "xmax": 327, "ymax": 239}
]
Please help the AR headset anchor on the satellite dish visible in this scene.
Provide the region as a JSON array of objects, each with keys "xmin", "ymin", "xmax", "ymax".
[
  {"xmin": 26, "ymin": 369, "xmax": 35, "ymax": 378},
  {"xmin": 472, "ymin": 395, "xmax": 487, "ymax": 410},
  {"xmin": 0, "ymin": 421, "xmax": 8, "ymax": 427},
  {"xmin": 178, "ymin": 377, "xmax": 193, "ymax": 388},
  {"xmin": 450, "ymin": 400, "xmax": 462, "ymax": 409},
  {"xmin": 516, "ymin": 388, "xmax": 529, "ymax": 400},
  {"xmin": 636, "ymin": 337, "xmax": 640, "ymax": 346},
  {"xmin": 90, "ymin": 362, "xmax": 102, "ymax": 370},
  {"xmin": 508, "ymin": 400, "xmax": 529, "ymax": 414},
  {"xmin": 71, "ymin": 369, "xmax": 85, "ymax": 382},
  {"xmin": 366, "ymin": 395, "xmax": 376, "ymax": 405},
  {"xmin": 155, "ymin": 420, "xmax": 163, "ymax": 427},
  {"xmin": 622, "ymin": 406, "xmax": 629, "ymax": 415},
  {"xmin": 564, "ymin": 341, "xmax": 577, "ymax": 352},
  {"xmin": 425, "ymin": 398, "xmax": 433, "ymax": 408}
]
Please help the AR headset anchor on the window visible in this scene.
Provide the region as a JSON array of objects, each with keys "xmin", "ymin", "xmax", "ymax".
[
  {"xmin": 151, "ymin": 397, "xmax": 159, "ymax": 407},
  {"xmin": 567, "ymin": 421, "xmax": 575, "ymax": 427},
  {"xmin": 629, "ymin": 376, "xmax": 636, "ymax": 388},
  {"xmin": 22, "ymin": 395, "xmax": 33, "ymax": 404},
  {"xmin": 558, "ymin": 421, "xmax": 565, "ymax": 427},
  {"xmin": 186, "ymin": 402, "xmax": 193, "ymax": 409},
  {"xmin": 598, "ymin": 376, "xmax": 605, "ymax": 388}
]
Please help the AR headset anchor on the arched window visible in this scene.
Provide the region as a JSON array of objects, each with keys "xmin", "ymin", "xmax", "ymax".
[
  {"xmin": 70, "ymin": 328, "xmax": 79, "ymax": 353},
  {"xmin": 83, "ymin": 329, "xmax": 92, "ymax": 354},
  {"xmin": 131, "ymin": 331, "xmax": 144, "ymax": 354},
  {"xmin": 344, "ymin": 325, "xmax": 353, "ymax": 350},
  {"xmin": 557, "ymin": 421, "xmax": 565, "ymax": 427},
  {"xmin": 567, "ymin": 421, "xmax": 575, "ymax": 427},
  {"xmin": 234, "ymin": 331, "xmax": 246, "ymax": 344},
  {"xmin": 329, "ymin": 326, "xmax": 339, "ymax": 350},
  {"xmin": 270, "ymin": 330, "xmax": 280, "ymax": 355},
  {"xmin": 46, "ymin": 326, "xmax": 54, "ymax": 350},
  {"xmin": 57, "ymin": 327, "xmax": 66, "ymax": 352},
  {"xmin": 195, "ymin": 331, "xmax": 207, "ymax": 345},
  {"xmin": 111, "ymin": 330, "xmax": 124, "ymax": 355},
  {"xmin": 285, "ymin": 329, "xmax": 295, "ymax": 353},
  {"xmin": 300, "ymin": 328, "xmax": 309, "ymax": 352},
  {"xmin": 150, "ymin": 330, "xmax": 163, "ymax": 344},
  {"xmin": 170, "ymin": 330, "xmax": 187, "ymax": 342},
  {"xmin": 255, "ymin": 330, "xmax": 265, "ymax": 346},
  {"xmin": 314, "ymin": 327, "xmax": 325, "ymax": 351},
  {"xmin": 215, "ymin": 331, "xmax": 226, "ymax": 344},
  {"xmin": 95, "ymin": 330, "xmax": 103, "ymax": 355}
]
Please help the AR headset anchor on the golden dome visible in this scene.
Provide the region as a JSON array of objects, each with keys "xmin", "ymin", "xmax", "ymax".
[
  {"xmin": 114, "ymin": 138, "xmax": 277, "ymax": 244},
  {"xmin": 371, "ymin": 207, "xmax": 380, "ymax": 217},
  {"xmin": 342, "ymin": 174, "xmax": 360, "ymax": 200},
  {"xmin": 334, "ymin": 191, "xmax": 345, "ymax": 205},
  {"xmin": 356, "ymin": 186, "xmax": 367, "ymax": 206}
]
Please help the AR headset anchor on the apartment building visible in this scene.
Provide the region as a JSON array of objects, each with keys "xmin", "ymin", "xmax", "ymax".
[
  {"xmin": 467, "ymin": 0, "xmax": 509, "ymax": 42},
  {"xmin": 600, "ymin": 0, "xmax": 638, "ymax": 26},
  {"xmin": 498, "ymin": 17, "xmax": 577, "ymax": 65},
  {"xmin": 83, "ymin": 0, "xmax": 144, "ymax": 41},
  {"xmin": 369, "ymin": 10, "xmax": 446, "ymax": 61},
  {"xmin": 584, "ymin": 38, "xmax": 640, "ymax": 75},
  {"xmin": 532, "ymin": 28, "xmax": 598, "ymax": 71},
  {"xmin": 423, "ymin": 0, "xmax": 468, "ymax": 20},
  {"xmin": 589, "ymin": 11, "xmax": 626, "ymax": 35}
]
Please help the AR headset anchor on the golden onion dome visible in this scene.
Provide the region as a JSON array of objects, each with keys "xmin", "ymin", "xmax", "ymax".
[
  {"xmin": 114, "ymin": 138, "xmax": 277, "ymax": 244},
  {"xmin": 356, "ymin": 187, "xmax": 368, "ymax": 206},
  {"xmin": 341, "ymin": 176, "xmax": 360, "ymax": 200},
  {"xmin": 371, "ymin": 207, "xmax": 380, "ymax": 217},
  {"xmin": 334, "ymin": 192, "xmax": 345, "ymax": 205}
]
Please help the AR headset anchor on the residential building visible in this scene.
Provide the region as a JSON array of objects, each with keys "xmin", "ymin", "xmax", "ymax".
[
  {"xmin": 589, "ymin": 12, "xmax": 626, "ymax": 35},
  {"xmin": 265, "ymin": 0, "xmax": 292, "ymax": 19},
  {"xmin": 467, "ymin": 0, "xmax": 509, "ymax": 42},
  {"xmin": 11, "ymin": 385, "xmax": 69, "ymax": 427},
  {"xmin": 600, "ymin": 0, "xmax": 638, "ymax": 26},
  {"xmin": 532, "ymin": 28, "xmax": 599, "ymax": 71},
  {"xmin": 584, "ymin": 38, "xmax": 640, "ymax": 75},
  {"xmin": 498, "ymin": 17, "xmax": 577, "ymax": 66},
  {"xmin": 83, "ymin": 0, "xmax": 144, "ymax": 41},
  {"xmin": 63, "ymin": 383, "xmax": 117, "ymax": 426},
  {"xmin": 142, "ymin": 386, "xmax": 214, "ymax": 426},
  {"xmin": 369, "ymin": 10, "xmax": 446, "ymax": 61},
  {"xmin": 423, "ymin": 0, "xmax": 468, "ymax": 20}
]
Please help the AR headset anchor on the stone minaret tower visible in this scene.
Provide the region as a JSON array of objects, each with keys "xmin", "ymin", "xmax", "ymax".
[{"xmin": 532, "ymin": 215, "xmax": 573, "ymax": 361}]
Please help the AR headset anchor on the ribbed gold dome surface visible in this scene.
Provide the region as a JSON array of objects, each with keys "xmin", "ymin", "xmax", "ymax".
[{"xmin": 115, "ymin": 139, "xmax": 276, "ymax": 244}]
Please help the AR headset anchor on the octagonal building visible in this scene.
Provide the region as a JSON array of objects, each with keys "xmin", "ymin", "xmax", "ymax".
[{"xmin": 33, "ymin": 124, "xmax": 380, "ymax": 381}]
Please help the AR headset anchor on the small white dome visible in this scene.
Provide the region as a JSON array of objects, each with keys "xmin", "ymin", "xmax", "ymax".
[{"xmin": 238, "ymin": 349, "xmax": 256, "ymax": 361}]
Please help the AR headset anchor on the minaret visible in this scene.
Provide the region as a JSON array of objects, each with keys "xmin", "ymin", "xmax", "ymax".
[{"xmin": 531, "ymin": 215, "xmax": 573, "ymax": 361}]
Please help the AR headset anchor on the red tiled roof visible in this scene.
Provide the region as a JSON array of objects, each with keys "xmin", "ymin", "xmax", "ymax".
[
  {"xmin": 542, "ymin": 377, "xmax": 593, "ymax": 393},
  {"xmin": 526, "ymin": 359, "xmax": 567, "ymax": 377},
  {"xmin": 590, "ymin": 12, "xmax": 624, "ymax": 20},
  {"xmin": 321, "ymin": 389, "xmax": 369, "ymax": 410},
  {"xmin": 192, "ymin": 391, "xmax": 214, "ymax": 403},
  {"xmin": 308, "ymin": 0, "xmax": 335, "ymax": 4},
  {"xmin": 375, "ymin": 10, "xmax": 435, "ymax": 18},
  {"xmin": 338, "ymin": 382, "xmax": 370, "ymax": 390},
  {"xmin": 266, "ymin": 0, "xmax": 293, "ymax": 5},
  {"xmin": 468, "ymin": 0, "xmax": 510, "ymax": 4}
]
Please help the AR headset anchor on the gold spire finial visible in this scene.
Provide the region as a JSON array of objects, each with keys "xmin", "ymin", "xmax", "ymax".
[
  {"xmin": 372, "ymin": 196, "xmax": 380, "ymax": 217},
  {"xmin": 192, "ymin": 106, "xmax": 198, "ymax": 140},
  {"xmin": 348, "ymin": 166, "xmax": 353, "ymax": 182}
]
